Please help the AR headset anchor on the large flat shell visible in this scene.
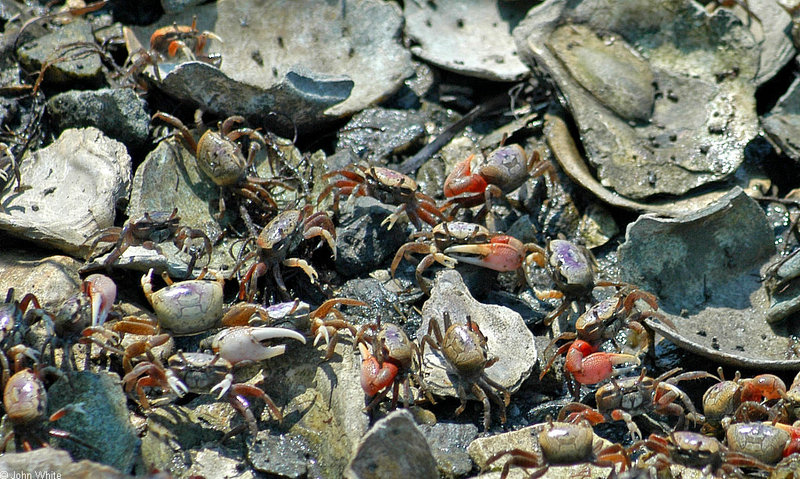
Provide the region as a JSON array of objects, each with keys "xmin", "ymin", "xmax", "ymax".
[
  {"xmin": 619, "ymin": 188, "xmax": 800, "ymax": 369},
  {"xmin": 404, "ymin": 0, "xmax": 533, "ymax": 81},
  {"xmin": 514, "ymin": 0, "xmax": 760, "ymax": 200},
  {"xmin": 130, "ymin": 0, "xmax": 412, "ymax": 129}
]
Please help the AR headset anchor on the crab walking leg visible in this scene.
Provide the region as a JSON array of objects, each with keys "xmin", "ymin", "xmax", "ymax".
[{"xmin": 212, "ymin": 326, "xmax": 306, "ymax": 365}]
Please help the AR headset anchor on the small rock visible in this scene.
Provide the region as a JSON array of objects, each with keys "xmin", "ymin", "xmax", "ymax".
[
  {"xmin": 576, "ymin": 203, "xmax": 619, "ymax": 249},
  {"xmin": 0, "ymin": 127, "xmax": 131, "ymax": 255},
  {"xmin": 0, "ymin": 250, "xmax": 81, "ymax": 308},
  {"xmin": 47, "ymin": 88, "xmax": 150, "ymax": 148},
  {"xmin": 763, "ymin": 76, "xmax": 800, "ymax": 164},
  {"xmin": 48, "ymin": 371, "xmax": 140, "ymax": 473},
  {"xmin": 248, "ymin": 432, "xmax": 311, "ymax": 478},
  {"xmin": 334, "ymin": 196, "xmax": 413, "ymax": 277},
  {"xmin": 345, "ymin": 409, "xmax": 438, "ymax": 479},
  {"xmin": 419, "ymin": 421, "xmax": 479, "ymax": 478},
  {"xmin": 187, "ymin": 445, "xmax": 256, "ymax": 479},
  {"xmin": 0, "ymin": 448, "xmax": 129, "ymax": 479},
  {"xmin": 336, "ymin": 108, "xmax": 426, "ymax": 163},
  {"xmin": 16, "ymin": 19, "xmax": 103, "ymax": 87},
  {"xmin": 417, "ymin": 270, "xmax": 538, "ymax": 399}
]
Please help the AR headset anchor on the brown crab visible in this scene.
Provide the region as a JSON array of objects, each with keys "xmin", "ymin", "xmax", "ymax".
[
  {"xmin": 319, "ymin": 164, "xmax": 446, "ymax": 230},
  {"xmin": 420, "ymin": 312, "xmax": 510, "ymax": 431},
  {"xmin": 84, "ymin": 208, "xmax": 211, "ymax": 271},
  {"xmin": 234, "ymin": 207, "xmax": 336, "ymax": 301},
  {"xmin": 153, "ymin": 111, "xmax": 295, "ymax": 221}
]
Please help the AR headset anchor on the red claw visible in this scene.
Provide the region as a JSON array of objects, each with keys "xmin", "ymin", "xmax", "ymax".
[
  {"xmin": 564, "ymin": 340, "xmax": 639, "ymax": 385},
  {"xmin": 443, "ymin": 235, "xmax": 525, "ymax": 272},
  {"xmin": 359, "ymin": 343, "xmax": 398, "ymax": 397},
  {"xmin": 443, "ymin": 155, "xmax": 488, "ymax": 198},
  {"xmin": 740, "ymin": 374, "xmax": 786, "ymax": 402}
]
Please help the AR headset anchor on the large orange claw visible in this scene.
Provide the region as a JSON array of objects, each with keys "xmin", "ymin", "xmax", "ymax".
[
  {"xmin": 565, "ymin": 340, "xmax": 640, "ymax": 385},
  {"xmin": 443, "ymin": 235, "xmax": 524, "ymax": 271}
]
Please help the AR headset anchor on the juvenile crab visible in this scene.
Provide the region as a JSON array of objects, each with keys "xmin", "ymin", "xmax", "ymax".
[
  {"xmin": 420, "ymin": 312, "xmax": 510, "ymax": 431},
  {"xmin": 1, "ymin": 366, "xmax": 93, "ymax": 452},
  {"xmin": 356, "ymin": 320, "xmax": 430, "ymax": 411},
  {"xmin": 153, "ymin": 112, "xmax": 295, "ymax": 220},
  {"xmin": 122, "ymin": 351, "xmax": 279, "ymax": 436},
  {"xmin": 441, "ymin": 144, "xmax": 552, "ymax": 230},
  {"xmin": 235, "ymin": 207, "xmax": 336, "ymax": 301},
  {"xmin": 319, "ymin": 164, "xmax": 446, "ymax": 230},
  {"xmin": 527, "ymin": 238, "xmax": 627, "ymax": 326},
  {"xmin": 632, "ymin": 431, "xmax": 773, "ymax": 477},
  {"xmin": 485, "ymin": 421, "xmax": 631, "ymax": 479},
  {"xmin": 560, "ymin": 367, "xmax": 715, "ymax": 440},
  {"xmin": 390, "ymin": 221, "xmax": 535, "ymax": 295},
  {"xmin": 125, "ymin": 16, "xmax": 222, "ymax": 81},
  {"xmin": 84, "ymin": 208, "xmax": 211, "ymax": 272},
  {"xmin": 701, "ymin": 368, "xmax": 788, "ymax": 434},
  {"xmin": 539, "ymin": 287, "xmax": 666, "ymax": 391}
]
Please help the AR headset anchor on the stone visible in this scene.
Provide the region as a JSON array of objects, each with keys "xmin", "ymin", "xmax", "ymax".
[
  {"xmin": 0, "ymin": 127, "xmax": 131, "ymax": 255},
  {"xmin": 16, "ymin": 19, "xmax": 103, "ymax": 87},
  {"xmin": 336, "ymin": 108, "xmax": 426, "ymax": 163},
  {"xmin": 48, "ymin": 371, "xmax": 140, "ymax": 473},
  {"xmin": 419, "ymin": 421, "xmax": 478, "ymax": 478},
  {"xmin": 47, "ymin": 88, "xmax": 150, "ymax": 148},
  {"xmin": 0, "ymin": 250, "xmax": 82, "ymax": 309},
  {"xmin": 345, "ymin": 409, "xmax": 438, "ymax": 479},
  {"xmin": 416, "ymin": 270, "xmax": 538, "ymax": 398}
]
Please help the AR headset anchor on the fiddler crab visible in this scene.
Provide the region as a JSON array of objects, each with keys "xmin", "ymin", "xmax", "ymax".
[
  {"xmin": 1, "ymin": 353, "xmax": 94, "ymax": 452},
  {"xmin": 234, "ymin": 207, "xmax": 337, "ymax": 301},
  {"xmin": 125, "ymin": 16, "xmax": 222, "ymax": 81},
  {"xmin": 319, "ymin": 164, "xmax": 446, "ymax": 230},
  {"xmin": 26, "ymin": 274, "xmax": 117, "ymax": 371},
  {"xmin": 485, "ymin": 421, "xmax": 631, "ymax": 479},
  {"xmin": 84, "ymin": 207, "xmax": 211, "ymax": 273},
  {"xmin": 700, "ymin": 367, "xmax": 788, "ymax": 435},
  {"xmin": 420, "ymin": 312, "xmax": 510, "ymax": 431},
  {"xmin": 527, "ymin": 238, "xmax": 628, "ymax": 326},
  {"xmin": 391, "ymin": 221, "xmax": 536, "ymax": 295},
  {"xmin": 217, "ymin": 297, "xmax": 365, "ymax": 361},
  {"xmin": 356, "ymin": 319, "xmax": 432, "ymax": 411},
  {"xmin": 441, "ymin": 144, "xmax": 553, "ymax": 230},
  {"xmin": 631, "ymin": 430, "xmax": 773, "ymax": 477},
  {"xmin": 559, "ymin": 367, "xmax": 716, "ymax": 440},
  {"xmin": 539, "ymin": 287, "xmax": 667, "ymax": 393},
  {"xmin": 725, "ymin": 422, "xmax": 800, "ymax": 465},
  {"xmin": 0, "ymin": 289, "xmax": 45, "ymax": 384},
  {"xmin": 153, "ymin": 111, "xmax": 295, "ymax": 220},
  {"xmin": 123, "ymin": 350, "xmax": 291, "ymax": 437}
]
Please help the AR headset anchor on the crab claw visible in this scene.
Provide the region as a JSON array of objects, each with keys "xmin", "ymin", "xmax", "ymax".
[
  {"xmin": 209, "ymin": 372, "xmax": 234, "ymax": 400},
  {"xmin": 84, "ymin": 274, "xmax": 116, "ymax": 326},
  {"xmin": 212, "ymin": 326, "xmax": 306, "ymax": 365},
  {"xmin": 165, "ymin": 370, "xmax": 189, "ymax": 397},
  {"xmin": 443, "ymin": 235, "xmax": 524, "ymax": 271},
  {"xmin": 566, "ymin": 348, "xmax": 641, "ymax": 385}
]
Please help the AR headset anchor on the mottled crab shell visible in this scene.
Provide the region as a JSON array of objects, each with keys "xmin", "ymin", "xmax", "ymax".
[{"xmin": 149, "ymin": 279, "xmax": 224, "ymax": 335}]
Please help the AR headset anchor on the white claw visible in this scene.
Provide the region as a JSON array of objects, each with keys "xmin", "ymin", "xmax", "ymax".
[
  {"xmin": 313, "ymin": 325, "xmax": 331, "ymax": 347},
  {"xmin": 213, "ymin": 326, "xmax": 306, "ymax": 365},
  {"xmin": 166, "ymin": 370, "xmax": 189, "ymax": 396},
  {"xmin": 210, "ymin": 373, "xmax": 233, "ymax": 400}
]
